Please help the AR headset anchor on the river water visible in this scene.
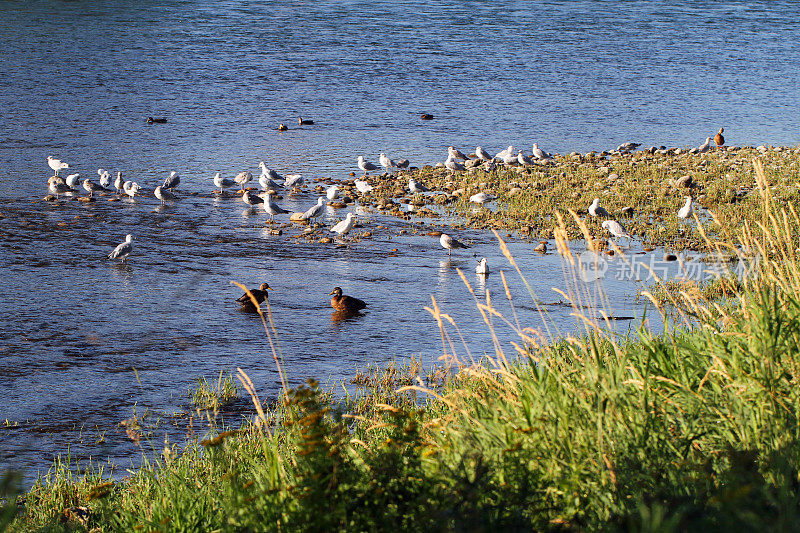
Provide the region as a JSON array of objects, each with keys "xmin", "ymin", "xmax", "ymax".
[{"xmin": 1, "ymin": 0, "xmax": 798, "ymax": 485}]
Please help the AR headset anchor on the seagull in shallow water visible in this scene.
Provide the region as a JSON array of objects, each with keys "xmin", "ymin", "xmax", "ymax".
[
  {"xmin": 440, "ymin": 233, "xmax": 469, "ymax": 256},
  {"xmin": 299, "ymin": 197, "xmax": 325, "ymax": 221},
  {"xmin": 47, "ymin": 156, "xmax": 69, "ymax": 176},
  {"xmin": 677, "ymin": 196, "xmax": 693, "ymax": 220},
  {"xmin": 234, "ymin": 171, "xmax": 252, "ymax": 191},
  {"xmin": 124, "ymin": 181, "xmax": 141, "ymax": 198},
  {"xmin": 82, "ymin": 178, "xmax": 106, "ymax": 197},
  {"xmin": 409, "ymin": 178, "xmax": 429, "ymax": 194},
  {"xmin": 242, "ymin": 190, "xmax": 264, "ymax": 208},
  {"xmin": 65, "ymin": 173, "xmax": 81, "ymax": 188},
  {"xmin": 258, "ymin": 162, "xmax": 282, "ymax": 182},
  {"xmin": 354, "ymin": 179, "xmax": 373, "ymax": 194},
  {"xmin": 284, "ymin": 174, "xmax": 304, "ymax": 189},
  {"xmin": 261, "ymin": 191, "xmax": 289, "ymax": 221},
  {"xmin": 357, "ymin": 156, "xmax": 377, "ymax": 174},
  {"xmin": 114, "ymin": 172, "xmax": 124, "ymax": 195},
  {"xmin": 331, "ymin": 212, "xmax": 355, "ymax": 238},
  {"xmin": 213, "ymin": 172, "xmax": 236, "ymax": 192},
  {"xmin": 163, "ymin": 171, "xmax": 180, "ymax": 190},
  {"xmin": 326, "ymin": 185, "xmax": 339, "ymax": 200},
  {"xmin": 49, "ymin": 179, "xmax": 72, "ymax": 199},
  {"xmin": 476, "ymin": 257, "xmax": 489, "ymax": 275},
  {"xmin": 602, "ymin": 220, "xmax": 631, "ymax": 240},
  {"xmin": 98, "ymin": 169, "xmax": 112, "ymax": 189},
  {"xmin": 154, "ymin": 185, "xmax": 176, "ymax": 205},
  {"xmin": 379, "ymin": 152, "xmax": 395, "ymax": 171},
  {"xmin": 259, "ymin": 173, "xmax": 281, "ymax": 190},
  {"xmin": 588, "ymin": 198, "xmax": 611, "ymax": 219},
  {"xmin": 108, "ymin": 234, "xmax": 134, "ymax": 262}
]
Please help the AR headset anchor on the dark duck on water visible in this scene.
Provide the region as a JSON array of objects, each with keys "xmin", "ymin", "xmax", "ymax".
[
  {"xmin": 329, "ymin": 287, "xmax": 366, "ymax": 313},
  {"xmin": 237, "ymin": 283, "xmax": 272, "ymax": 312}
]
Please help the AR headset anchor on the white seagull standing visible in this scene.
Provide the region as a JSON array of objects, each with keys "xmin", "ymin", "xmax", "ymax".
[
  {"xmin": 108, "ymin": 234, "xmax": 134, "ymax": 262},
  {"xmin": 258, "ymin": 162, "xmax": 282, "ymax": 182},
  {"xmin": 588, "ymin": 198, "xmax": 611, "ymax": 218},
  {"xmin": 517, "ymin": 150, "xmax": 534, "ymax": 167},
  {"xmin": 379, "ymin": 152, "xmax": 395, "ymax": 171},
  {"xmin": 49, "ymin": 178, "xmax": 72, "ymax": 199},
  {"xmin": 299, "ymin": 197, "xmax": 325, "ymax": 221},
  {"xmin": 602, "ymin": 220, "xmax": 631, "ymax": 240},
  {"xmin": 154, "ymin": 185, "xmax": 176, "ymax": 205},
  {"xmin": 114, "ymin": 172, "xmax": 124, "ymax": 195},
  {"xmin": 284, "ymin": 174, "xmax": 304, "ymax": 189},
  {"xmin": 47, "ymin": 156, "xmax": 69, "ymax": 176},
  {"xmin": 242, "ymin": 190, "xmax": 264, "ymax": 208},
  {"xmin": 98, "ymin": 169, "xmax": 112, "ymax": 189},
  {"xmin": 357, "ymin": 156, "xmax": 378, "ymax": 174},
  {"xmin": 531, "ymin": 143, "xmax": 553, "ymax": 160},
  {"xmin": 261, "ymin": 191, "xmax": 289, "ymax": 221},
  {"xmin": 495, "ymin": 146, "xmax": 514, "ymax": 160},
  {"xmin": 448, "ymin": 146, "xmax": 469, "ymax": 161},
  {"xmin": 82, "ymin": 178, "xmax": 105, "ymax": 198},
  {"xmin": 696, "ymin": 137, "xmax": 712, "ymax": 154},
  {"xmin": 65, "ymin": 173, "xmax": 81, "ymax": 188},
  {"xmin": 677, "ymin": 196, "xmax": 693, "ymax": 220},
  {"xmin": 445, "ymin": 154, "xmax": 465, "ymax": 172},
  {"xmin": 234, "ymin": 171, "xmax": 252, "ymax": 191},
  {"xmin": 124, "ymin": 181, "xmax": 141, "ymax": 198},
  {"xmin": 475, "ymin": 146, "xmax": 492, "ymax": 161},
  {"xmin": 440, "ymin": 233, "xmax": 469, "ymax": 256},
  {"xmin": 469, "ymin": 191, "xmax": 494, "ymax": 205},
  {"xmin": 326, "ymin": 185, "xmax": 339, "ymax": 200},
  {"xmin": 259, "ymin": 173, "xmax": 281, "ymax": 190},
  {"xmin": 331, "ymin": 212, "xmax": 356, "ymax": 238},
  {"xmin": 214, "ymin": 172, "xmax": 236, "ymax": 192}
]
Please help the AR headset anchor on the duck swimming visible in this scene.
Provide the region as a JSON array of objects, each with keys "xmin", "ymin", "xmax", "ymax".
[
  {"xmin": 298, "ymin": 116, "xmax": 314, "ymax": 125},
  {"xmin": 237, "ymin": 283, "xmax": 272, "ymax": 312},
  {"xmin": 329, "ymin": 287, "xmax": 366, "ymax": 312}
]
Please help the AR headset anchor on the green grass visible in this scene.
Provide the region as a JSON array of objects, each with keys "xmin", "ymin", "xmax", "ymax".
[
  {"xmin": 7, "ymin": 159, "xmax": 800, "ymax": 531},
  {"xmin": 189, "ymin": 371, "xmax": 239, "ymax": 412}
]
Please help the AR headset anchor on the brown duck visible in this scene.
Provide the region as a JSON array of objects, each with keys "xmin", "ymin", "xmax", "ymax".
[
  {"xmin": 329, "ymin": 287, "xmax": 367, "ymax": 312},
  {"xmin": 237, "ymin": 283, "xmax": 272, "ymax": 312},
  {"xmin": 714, "ymin": 127, "xmax": 724, "ymax": 147}
]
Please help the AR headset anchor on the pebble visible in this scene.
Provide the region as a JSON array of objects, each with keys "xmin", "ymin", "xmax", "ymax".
[{"xmin": 533, "ymin": 242, "xmax": 547, "ymax": 253}]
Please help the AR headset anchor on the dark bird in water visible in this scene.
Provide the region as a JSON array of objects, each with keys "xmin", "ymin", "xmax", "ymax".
[
  {"xmin": 420, "ymin": 113, "xmax": 434, "ymax": 120},
  {"xmin": 146, "ymin": 116, "xmax": 167, "ymax": 124},
  {"xmin": 237, "ymin": 283, "xmax": 272, "ymax": 312},
  {"xmin": 278, "ymin": 123, "xmax": 288, "ymax": 131},
  {"xmin": 329, "ymin": 287, "xmax": 367, "ymax": 313},
  {"xmin": 298, "ymin": 116, "xmax": 314, "ymax": 125},
  {"xmin": 714, "ymin": 127, "xmax": 725, "ymax": 147}
]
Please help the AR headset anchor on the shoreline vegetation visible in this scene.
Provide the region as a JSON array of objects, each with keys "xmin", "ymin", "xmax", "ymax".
[{"xmin": 6, "ymin": 153, "xmax": 800, "ymax": 530}]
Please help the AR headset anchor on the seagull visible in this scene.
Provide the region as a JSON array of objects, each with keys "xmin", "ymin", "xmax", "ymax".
[
  {"xmin": 326, "ymin": 185, "xmax": 339, "ymax": 200},
  {"xmin": 259, "ymin": 173, "xmax": 281, "ymax": 190},
  {"xmin": 483, "ymin": 160, "xmax": 497, "ymax": 172},
  {"xmin": 234, "ymin": 171, "xmax": 252, "ymax": 191},
  {"xmin": 357, "ymin": 156, "xmax": 378, "ymax": 174},
  {"xmin": 495, "ymin": 145, "xmax": 514, "ymax": 160},
  {"xmin": 379, "ymin": 152, "xmax": 395, "ymax": 171},
  {"xmin": 445, "ymin": 154, "xmax": 465, "ymax": 172},
  {"xmin": 163, "ymin": 171, "xmax": 180, "ymax": 190},
  {"xmin": 588, "ymin": 198, "xmax": 611, "ymax": 218},
  {"xmin": 531, "ymin": 143, "xmax": 553, "ymax": 160},
  {"xmin": 476, "ymin": 257, "xmax": 489, "ymax": 275},
  {"xmin": 154, "ymin": 185, "xmax": 176, "ymax": 205},
  {"xmin": 501, "ymin": 151, "xmax": 518, "ymax": 166},
  {"xmin": 258, "ymin": 162, "xmax": 282, "ymax": 182},
  {"xmin": 242, "ymin": 190, "xmax": 264, "ymax": 208},
  {"xmin": 108, "ymin": 234, "xmax": 134, "ymax": 262},
  {"xmin": 124, "ymin": 181, "xmax": 141, "ymax": 198},
  {"xmin": 677, "ymin": 196, "xmax": 693, "ymax": 220},
  {"xmin": 82, "ymin": 179, "xmax": 106, "ymax": 198},
  {"xmin": 299, "ymin": 197, "xmax": 325, "ymax": 221},
  {"xmin": 396, "ymin": 159, "xmax": 410, "ymax": 169},
  {"xmin": 114, "ymin": 172, "xmax": 124, "ymax": 195},
  {"xmin": 49, "ymin": 179, "xmax": 72, "ymax": 199},
  {"xmin": 475, "ymin": 146, "xmax": 492, "ymax": 161},
  {"xmin": 214, "ymin": 172, "xmax": 236, "ymax": 192},
  {"xmin": 696, "ymin": 137, "xmax": 712, "ymax": 154},
  {"xmin": 354, "ymin": 179, "xmax": 373, "ymax": 194},
  {"xmin": 47, "ymin": 156, "xmax": 69, "ymax": 176},
  {"xmin": 602, "ymin": 220, "xmax": 631, "ymax": 240},
  {"xmin": 261, "ymin": 191, "xmax": 289, "ymax": 221},
  {"xmin": 448, "ymin": 146, "xmax": 469, "ymax": 161},
  {"xmin": 440, "ymin": 233, "xmax": 469, "ymax": 256},
  {"xmin": 98, "ymin": 169, "xmax": 112, "ymax": 189},
  {"xmin": 617, "ymin": 142, "xmax": 641, "ymax": 153},
  {"xmin": 65, "ymin": 173, "xmax": 81, "ymax": 188},
  {"xmin": 331, "ymin": 212, "xmax": 355, "ymax": 238},
  {"xmin": 469, "ymin": 192, "xmax": 494, "ymax": 205},
  {"xmin": 283, "ymin": 174, "xmax": 304, "ymax": 190},
  {"xmin": 517, "ymin": 150, "xmax": 534, "ymax": 167},
  {"xmin": 409, "ymin": 179, "xmax": 429, "ymax": 194}
]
